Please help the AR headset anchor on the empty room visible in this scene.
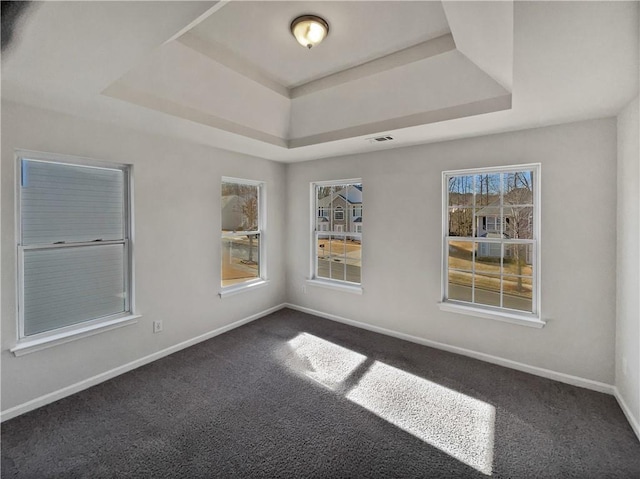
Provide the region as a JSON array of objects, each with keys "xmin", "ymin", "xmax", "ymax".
[{"xmin": 1, "ymin": 1, "xmax": 639, "ymax": 477}]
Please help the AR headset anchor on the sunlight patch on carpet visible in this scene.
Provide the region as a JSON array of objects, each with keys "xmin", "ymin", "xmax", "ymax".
[
  {"xmin": 287, "ymin": 333, "xmax": 367, "ymax": 390},
  {"xmin": 346, "ymin": 361, "xmax": 495, "ymax": 476}
]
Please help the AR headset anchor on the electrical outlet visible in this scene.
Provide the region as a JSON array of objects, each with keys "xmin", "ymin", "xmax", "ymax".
[
  {"xmin": 622, "ymin": 357, "xmax": 628, "ymax": 377},
  {"xmin": 302, "ymin": 285, "xmax": 307, "ymax": 294},
  {"xmin": 153, "ymin": 320, "xmax": 163, "ymax": 333}
]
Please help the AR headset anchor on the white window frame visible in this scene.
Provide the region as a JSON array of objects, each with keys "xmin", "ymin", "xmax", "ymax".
[
  {"xmin": 308, "ymin": 179, "xmax": 363, "ymax": 294},
  {"xmin": 440, "ymin": 164, "xmax": 544, "ymax": 328},
  {"xmin": 12, "ymin": 150, "xmax": 138, "ymax": 356},
  {"xmin": 219, "ymin": 177, "xmax": 268, "ymax": 298}
]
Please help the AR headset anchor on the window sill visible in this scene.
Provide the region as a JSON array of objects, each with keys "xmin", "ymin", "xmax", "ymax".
[
  {"xmin": 10, "ymin": 314, "xmax": 141, "ymax": 357},
  {"xmin": 306, "ymin": 279, "xmax": 363, "ymax": 295},
  {"xmin": 438, "ymin": 301, "xmax": 545, "ymax": 329},
  {"xmin": 219, "ymin": 279, "xmax": 269, "ymax": 298}
]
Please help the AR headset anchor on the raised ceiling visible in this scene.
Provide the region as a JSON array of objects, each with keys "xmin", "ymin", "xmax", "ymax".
[
  {"xmin": 103, "ymin": 0, "xmax": 512, "ymax": 150},
  {"xmin": 1, "ymin": 1, "xmax": 638, "ymax": 163},
  {"xmin": 189, "ymin": 1, "xmax": 451, "ymax": 87}
]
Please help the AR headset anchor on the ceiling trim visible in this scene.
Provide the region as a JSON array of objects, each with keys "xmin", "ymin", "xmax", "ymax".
[
  {"xmin": 103, "ymin": 81, "xmax": 511, "ymax": 151},
  {"xmin": 289, "ymin": 34, "xmax": 456, "ymax": 98},
  {"xmin": 102, "ymin": 82, "xmax": 288, "ymax": 148},
  {"xmin": 177, "ymin": 32, "xmax": 290, "ymax": 98},
  {"xmin": 163, "ymin": 1, "xmax": 228, "ymax": 46},
  {"xmin": 177, "ymin": 32, "xmax": 456, "ymax": 100},
  {"xmin": 288, "ymin": 94, "xmax": 512, "ymax": 148}
]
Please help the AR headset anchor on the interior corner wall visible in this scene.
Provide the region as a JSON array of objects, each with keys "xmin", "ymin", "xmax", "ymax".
[
  {"xmin": 616, "ymin": 95, "xmax": 640, "ymax": 431},
  {"xmin": 286, "ymin": 118, "xmax": 618, "ymax": 385},
  {"xmin": 0, "ymin": 101, "xmax": 287, "ymax": 414}
]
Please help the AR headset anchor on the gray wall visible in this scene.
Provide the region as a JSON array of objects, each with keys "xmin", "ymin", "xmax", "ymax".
[
  {"xmin": 616, "ymin": 95, "xmax": 640, "ymax": 430},
  {"xmin": 286, "ymin": 118, "xmax": 618, "ymax": 384},
  {"xmin": 1, "ymin": 101, "xmax": 287, "ymax": 412}
]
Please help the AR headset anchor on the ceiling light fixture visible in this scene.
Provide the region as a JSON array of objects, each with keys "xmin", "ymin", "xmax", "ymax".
[{"xmin": 290, "ymin": 15, "xmax": 329, "ymax": 49}]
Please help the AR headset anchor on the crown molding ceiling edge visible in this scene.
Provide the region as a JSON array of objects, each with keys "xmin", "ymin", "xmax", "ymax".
[
  {"xmin": 177, "ymin": 32, "xmax": 456, "ymax": 100},
  {"xmin": 103, "ymin": 78, "xmax": 511, "ymax": 152},
  {"xmin": 287, "ymin": 94, "xmax": 512, "ymax": 148},
  {"xmin": 102, "ymin": 82, "xmax": 288, "ymax": 148},
  {"xmin": 177, "ymin": 32, "xmax": 291, "ymax": 98},
  {"xmin": 289, "ymin": 34, "xmax": 456, "ymax": 98}
]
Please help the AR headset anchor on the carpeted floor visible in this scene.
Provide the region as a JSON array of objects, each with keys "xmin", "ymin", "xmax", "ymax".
[{"xmin": 2, "ymin": 308, "xmax": 639, "ymax": 478}]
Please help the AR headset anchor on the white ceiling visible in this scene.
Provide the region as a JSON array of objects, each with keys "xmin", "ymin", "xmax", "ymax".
[
  {"xmin": 1, "ymin": 1, "xmax": 638, "ymax": 164},
  {"xmin": 190, "ymin": 1, "xmax": 451, "ymax": 87}
]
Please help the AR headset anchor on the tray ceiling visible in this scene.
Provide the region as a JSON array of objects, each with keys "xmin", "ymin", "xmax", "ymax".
[
  {"xmin": 2, "ymin": 1, "xmax": 637, "ymax": 162},
  {"xmin": 104, "ymin": 0, "xmax": 512, "ymax": 150}
]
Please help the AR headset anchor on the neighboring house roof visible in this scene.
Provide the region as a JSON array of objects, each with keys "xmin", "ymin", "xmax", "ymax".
[
  {"xmin": 317, "ymin": 185, "xmax": 363, "ymax": 207},
  {"xmin": 473, "ymin": 187, "xmax": 533, "ymax": 217}
]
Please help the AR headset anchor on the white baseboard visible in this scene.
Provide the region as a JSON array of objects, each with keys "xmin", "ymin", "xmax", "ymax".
[
  {"xmin": 1, "ymin": 303, "xmax": 287, "ymax": 422},
  {"xmin": 614, "ymin": 387, "xmax": 640, "ymax": 442},
  {"xmin": 284, "ymin": 303, "xmax": 615, "ymax": 395}
]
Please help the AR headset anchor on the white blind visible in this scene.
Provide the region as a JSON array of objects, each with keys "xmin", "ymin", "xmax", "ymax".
[
  {"xmin": 23, "ymin": 245, "xmax": 126, "ymax": 336},
  {"xmin": 19, "ymin": 158, "xmax": 129, "ymax": 338},
  {"xmin": 21, "ymin": 159, "xmax": 125, "ymax": 245}
]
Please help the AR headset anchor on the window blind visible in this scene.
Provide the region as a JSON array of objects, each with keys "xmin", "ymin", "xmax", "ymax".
[
  {"xmin": 23, "ymin": 245, "xmax": 126, "ymax": 336},
  {"xmin": 19, "ymin": 158, "xmax": 129, "ymax": 338},
  {"xmin": 21, "ymin": 159, "xmax": 124, "ymax": 245}
]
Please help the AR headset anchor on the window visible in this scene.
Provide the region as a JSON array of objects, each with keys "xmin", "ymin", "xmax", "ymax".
[
  {"xmin": 17, "ymin": 153, "xmax": 133, "ymax": 340},
  {"xmin": 221, "ymin": 178, "xmax": 265, "ymax": 291},
  {"xmin": 442, "ymin": 164, "xmax": 541, "ymax": 324},
  {"xmin": 312, "ymin": 180, "xmax": 363, "ymax": 286}
]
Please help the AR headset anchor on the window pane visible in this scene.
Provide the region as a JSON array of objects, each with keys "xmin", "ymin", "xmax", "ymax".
[
  {"xmin": 448, "ymin": 175, "xmax": 474, "ymax": 207},
  {"xmin": 221, "ymin": 234, "xmax": 260, "ymax": 287},
  {"xmin": 222, "ymin": 182, "xmax": 258, "ymax": 232},
  {"xmin": 23, "ymin": 244, "xmax": 126, "ymax": 336},
  {"xmin": 504, "ymin": 205, "xmax": 533, "ymax": 239},
  {"xmin": 503, "ymin": 275, "xmax": 533, "ymax": 312},
  {"xmin": 448, "ymin": 270, "xmax": 473, "ymax": 302},
  {"xmin": 475, "ymin": 173, "xmax": 500, "ymax": 207},
  {"xmin": 473, "ymin": 273, "xmax": 501, "ymax": 308},
  {"xmin": 316, "ymin": 234, "xmax": 331, "ymax": 279},
  {"xmin": 503, "ymin": 244, "xmax": 533, "ymax": 276},
  {"xmin": 448, "ymin": 207, "xmax": 473, "ymax": 237},
  {"xmin": 345, "ymin": 236, "xmax": 361, "ymax": 283},
  {"xmin": 331, "ymin": 260, "xmax": 346, "ymax": 282},
  {"xmin": 21, "ymin": 160, "xmax": 124, "ymax": 245},
  {"xmin": 503, "ymin": 171, "xmax": 534, "ymax": 205},
  {"xmin": 448, "ymin": 240, "xmax": 473, "ymax": 271},
  {"xmin": 475, "ymin": 241, "xmax": 502, "ymax": 274}
]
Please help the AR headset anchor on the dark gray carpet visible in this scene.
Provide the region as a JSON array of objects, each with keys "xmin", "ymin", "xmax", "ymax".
[{"xmin": 2, "ymin": 308, "xmax": 639, "ymax": 478}]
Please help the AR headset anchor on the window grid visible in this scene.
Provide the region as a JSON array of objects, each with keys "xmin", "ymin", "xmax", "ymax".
[
  {"xmin": 443, "ymin": 165, "xmax": 539, "ymax": 318},
  {"xmin": 312, "ymin": 180, "xmax": 362, "ymax": 286},
  {"xmin": 221, "ymin": 178, "xmax": 265, "ymax": 289}
]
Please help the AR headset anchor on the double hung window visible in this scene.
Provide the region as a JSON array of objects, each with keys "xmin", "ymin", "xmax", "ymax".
[
  {"xmin": 17, "ymin": 153, "xmax": 132, "ymax": 340},
  {"xmin": 312, "ymin": 180, "xmax": 363, "ymax": 286},
  {"xmin": 221, "ymin": 178, "xmax": 265, "ymax": 291},
  {"xmin": 442, "ymin": 164, "xmax": 541, "ymax": 324}
]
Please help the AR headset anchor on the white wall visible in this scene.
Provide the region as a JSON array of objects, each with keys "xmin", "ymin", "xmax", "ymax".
[
  {"xmin": 1, "ymin": 101, "xmax": 286, "ymax": 413},
  {"xmin": 616, "ymin": 95, "xmax": 640, "ymax": 433},
  {"xmin": 286, "ymin": 118, "xmax": 618, "ymax": 385}
]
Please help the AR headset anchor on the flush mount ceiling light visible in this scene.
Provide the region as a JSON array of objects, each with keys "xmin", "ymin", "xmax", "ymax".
[{"xmin": 290, "ymin": 15, "xmax": 329, "ymax": 49}]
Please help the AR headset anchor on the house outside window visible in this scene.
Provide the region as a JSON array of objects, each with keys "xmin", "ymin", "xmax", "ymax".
[
  {"xmin": 221, "ymin": 178, "xmax": 265, "ymax": 292},
  {"xmin": 312, "ymin": 180, "xmax": 363, "ymax": 286},
  {"xmin": 442, "ymin": 164, "xmax": 541, "ymax": 324},
  {"xmin": 16, "ymin": 152, "xmax": 133, "ymax": 341}
]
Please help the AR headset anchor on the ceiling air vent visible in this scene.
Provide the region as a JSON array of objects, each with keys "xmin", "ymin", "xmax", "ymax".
[{"xmin": 368, "ymin": 135, "xmax": 394, "ymax": 143}]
